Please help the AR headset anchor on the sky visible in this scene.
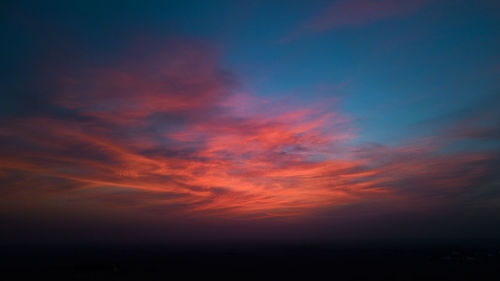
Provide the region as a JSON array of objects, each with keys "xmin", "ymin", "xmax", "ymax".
[{"xmin": 1, "ymin": 0, "xmax": 500, "ymax": 244}]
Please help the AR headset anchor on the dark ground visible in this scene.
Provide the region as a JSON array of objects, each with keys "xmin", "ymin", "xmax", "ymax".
[{"xmin": 2, "ymin": 239, "xmax": 500, "ymax": 280}]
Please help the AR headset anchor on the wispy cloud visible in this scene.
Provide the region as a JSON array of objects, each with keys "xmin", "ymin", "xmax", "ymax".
[
  {"xmin": 0, "ymin": 36, "xmax": 498, "ymax": 221},
  {"xmin": 280, "ymin": 0, "xmax": 433, "ymax": 43}
]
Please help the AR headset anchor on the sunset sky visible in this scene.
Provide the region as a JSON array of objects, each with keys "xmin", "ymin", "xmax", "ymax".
[{"xmin": 1, "ymin": 0, "xmax": 500, "ymax": 243}]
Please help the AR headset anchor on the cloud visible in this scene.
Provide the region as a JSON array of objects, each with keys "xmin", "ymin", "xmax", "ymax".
[
  {"xmin": 0, "ymin": 36, "xmax": 499, "ymax": 224},
  {"xmin": 280, "ymin": 0, "xmax": 433, "ymax": 42}
]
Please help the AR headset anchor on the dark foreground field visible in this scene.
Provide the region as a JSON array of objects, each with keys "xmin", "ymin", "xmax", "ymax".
[{"xmin": 3, "ymin": 240, "xmax": 500, "ymax": 280}]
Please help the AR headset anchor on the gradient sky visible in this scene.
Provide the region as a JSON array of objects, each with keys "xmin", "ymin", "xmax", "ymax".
[{"xmin": 1, "ymin": 0, "xmax": 500, "ymax": 243}]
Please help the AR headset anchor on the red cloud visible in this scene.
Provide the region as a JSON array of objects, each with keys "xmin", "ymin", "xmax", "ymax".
[{"xmin": 0, "ymin": 38, "xmax": 497, "ymax": 221}]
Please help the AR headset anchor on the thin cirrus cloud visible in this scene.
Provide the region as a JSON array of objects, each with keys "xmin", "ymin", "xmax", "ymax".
[
  {"xmin": 0, "ymin": 38, "xmax": 498, "ymax": 221},
  {"xmin": 280, "ymin": 0, "xmax": 434, "ymax": 43}
]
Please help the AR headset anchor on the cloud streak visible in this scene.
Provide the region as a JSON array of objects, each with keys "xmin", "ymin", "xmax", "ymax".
[
  {"xmin": 280, "ymin": 0, "xmax": 433, "ymax": 42},
  {"xmin": 0, "ymin": 37, "xmax": 498, "ymax": 222}
]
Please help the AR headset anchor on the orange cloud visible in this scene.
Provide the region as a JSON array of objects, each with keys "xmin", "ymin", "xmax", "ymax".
[{"xmin": 0, "ymin": 39, "xmax": 497, "ymax": 221}]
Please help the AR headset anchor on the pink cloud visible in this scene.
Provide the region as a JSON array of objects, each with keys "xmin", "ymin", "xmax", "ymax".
[
  {"xmin": 0, "ymin": 37, "xmax": 498, "ymax": 222},
  {"xmin": 280, "ymin": 0, "xmax": 433, "ymax": 42}
]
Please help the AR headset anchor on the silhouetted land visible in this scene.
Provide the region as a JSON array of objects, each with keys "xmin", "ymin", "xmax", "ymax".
[{"xmin": 3, "ymin": 239, "xmax": 500, "ymax": 280}]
